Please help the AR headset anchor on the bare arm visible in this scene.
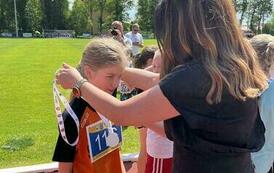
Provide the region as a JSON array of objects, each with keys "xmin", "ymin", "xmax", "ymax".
[
  {"xmin": 145, "ymin": 121, "xmax": 166, "ymax": 138},
  {"xmin": 137, "ymin": 128, "xmax": 147, "ymax": 173},
  {"xmin": 57, "ymin": 64, "xmax": 179, "ymax": 126},
  {"xmin": 122, "ymin": 67, "xmax": 159, "ymax": 90},
  {"xmin": 120, "ymin": 151, "xmax": 126, "ymax": 173},
  {"xmin": 80, "ymin": 83, "xmax": 179, "ymax": 126},
  {"xmin": 59, "ymin": 162, "xmax": 73, "ymax": 173}
]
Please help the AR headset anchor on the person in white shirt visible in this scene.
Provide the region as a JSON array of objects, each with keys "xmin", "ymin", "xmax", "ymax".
[
  {"xmin": 139, "ymin": 50, "xmax": 174, "ymax": 173},
  {"xmin": 250, "ymin": 34, "xmax": 274, "ymax": 173},
  {"xmin": 125, "ymin": 23, "xmax": 144, "ymax": 56}
]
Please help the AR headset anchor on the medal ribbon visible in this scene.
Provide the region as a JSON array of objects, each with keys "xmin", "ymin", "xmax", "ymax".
[
  {"xmin": 97, "ymin": 112, "xmax": 114, "ymax": 133},
  {"xmin": 97, "ymin": 112, "xmax": 120, "ymax": 147},
  {"xmin": 53, "ymin": 80, "xmax": 79, "ymax": 146}
]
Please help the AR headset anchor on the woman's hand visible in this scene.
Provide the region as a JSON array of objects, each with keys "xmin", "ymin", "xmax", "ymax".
[{"xmin": 56, "ymin": 63, "xmax": 83, "ymax": 89}]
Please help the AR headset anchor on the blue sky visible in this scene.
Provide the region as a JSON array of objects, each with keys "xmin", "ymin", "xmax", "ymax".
[{"xmin": 128, "ymin": 0, "xmax": 138, "ymax": 21}]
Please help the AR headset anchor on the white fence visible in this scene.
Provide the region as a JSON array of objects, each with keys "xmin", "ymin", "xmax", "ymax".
[{"xmin": 0, "ymin": 153, "xmax": 138, "ymax": 173}]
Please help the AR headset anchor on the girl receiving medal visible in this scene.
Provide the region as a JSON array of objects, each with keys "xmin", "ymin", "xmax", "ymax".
[{"xmin": 52, "ymin": 38, "xmax": 128, "ymax": 173}]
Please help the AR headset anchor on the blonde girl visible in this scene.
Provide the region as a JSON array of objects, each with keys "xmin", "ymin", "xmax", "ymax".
[{"xmin": 53, "ymin": 38, "xmax": 128, "ymax": 173}]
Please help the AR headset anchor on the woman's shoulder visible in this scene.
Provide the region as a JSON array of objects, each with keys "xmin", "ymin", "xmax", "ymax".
[
  {"xmin": 159, "ymin": 61, "xmax": 211, "ymax": 103},
  {"xmin": 172, "ymin": 61, "xmax": 204, "ymax": 71},
  {"xmin": 165, "ymin": 61, "xmax": 209, "ymax": 84}
]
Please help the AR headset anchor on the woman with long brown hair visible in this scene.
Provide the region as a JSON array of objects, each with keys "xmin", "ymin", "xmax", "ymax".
[{"xmin": 56, "ymin": 0, "xmax": 268, "ymax": 172}]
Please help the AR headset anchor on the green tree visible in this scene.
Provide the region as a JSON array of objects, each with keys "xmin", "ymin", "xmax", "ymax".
[
  {"xmin": 234, "ymin": 0, "xmax": 250, "ymax": 24},
  {"xmin": 0, "ymin": 0, "xmax": 15, "ymax": 32},
  {"xmin": 147, "ymin": 0, "xmax": 157, "ymax": 33},
  {"xmin": 255, "ymin": 0, "xmax": 273, "ymax": 33},
  {"xmin": 15, "ymin": 0, "xmax": 28, "ymax": 33},
  {"xmin": 41, "ymin": 0, "xmax": 69, "ymax": 30},
  {"xmin": 69, "ymin": 0, "xmax": 90, "ymax": 35},
  {"xmin": 108, "ymin": 0, "xmax": 133, "ymax": 21},
  {"xmin": 234, "ymin": 0, "xmax": 273, "ymax": 33},
  {"xmin": 25, "ymin": 0, "xmax": 42, "ymax": 32},
  {"xmin": 247, "ymin": 0, "xmax": 273, "ymax": 33},
  {"xmin": 0, "ymin": 0, "xmax": 29, "ymax": 33},
  {"xmin": 262, "ymin": 12, "xmax": 274, "ymax": 34},
  {"xmin": 137, "ymin": 0, "xmax": 149, "ymax": 31},
  {"xmin": 81, "ymin": 0, "xmax": 108, "ymax": 34},
  {"xmin": 97, "ymin": 0, "xmax": 107, "ymax": 33},
  {"xmin": 104, "ymin": 0, "xmax": 133, "ymax": 32},
  {"xmin": 0, "ymin": 0, "xmax": 8, "ymax": 31},
  {"xmin": 136, "ymin": 0, "xmax": 157, "ymax": 33}
]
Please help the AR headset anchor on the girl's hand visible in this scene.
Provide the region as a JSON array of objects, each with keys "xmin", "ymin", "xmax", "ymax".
[{"xmin": 56, "ymin": 63, "xmax": 83, "ymax": 89}]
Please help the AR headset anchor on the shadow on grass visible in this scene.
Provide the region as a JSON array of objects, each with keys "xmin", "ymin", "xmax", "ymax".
[{"xmin": 1, "ymin": 136, "xmax": 34, "ymax": 152}]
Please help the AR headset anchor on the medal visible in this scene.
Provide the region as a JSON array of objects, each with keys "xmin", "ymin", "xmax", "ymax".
[
  {"xmin": 106, "ymin": 132, "xmax": 120, "ymax": 148},
  {"xmin": 97, "ymin": 112, "xmax": 120, "ymax": 147}
]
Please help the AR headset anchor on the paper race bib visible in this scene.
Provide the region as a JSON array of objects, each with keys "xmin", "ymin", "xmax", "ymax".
[{"xmin": 86, "ymin": 120, "xmax": 122, "ymax": 162}]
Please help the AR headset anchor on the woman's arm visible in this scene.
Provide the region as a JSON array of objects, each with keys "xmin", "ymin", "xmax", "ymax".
[
  {"xmin": 57, "ymin": 64, "xmax": 179, "ymax": 126},
  {"xmin": 145, "ymin": 121, "xmax": 166, "ymax": 138},
  {"xmin": 59, "ymin": 162, "xmax": 73, "ymax": 173},
  {"xmin": 80, "ymin": 83, "xmax": 178, "ymax": 126},
  {"xmin": 122, "ymin": 67, "xmax": 159, "ymax": 90}
]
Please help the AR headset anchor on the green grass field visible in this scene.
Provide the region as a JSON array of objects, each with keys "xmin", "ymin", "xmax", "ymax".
[{"xmin": 0, "ymin": 38, "xmax": 157, "ymax": 169}]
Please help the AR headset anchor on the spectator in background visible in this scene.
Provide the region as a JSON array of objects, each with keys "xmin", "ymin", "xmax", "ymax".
[
  {"xmin": 125, "ymin": 23, "xmax": 144, "ymax": 56},
  {"xmin": 133, "ymin": 46, "xmax": 158, "ymax": 69},
  {"xmin": 118, "ymin": 46, "xmax": 157, "ymax": 101},
  {"xmin": 131, "ymin": 46, "xmax": 158, "ymax": 173},
  {"xmin": 143, "ymin": 50, "xmax": 174, "ymax": 173},
  {"xmin": 250, "ymin": 34, "xmax": 274, "ymax": 173},
  {"xmin": 241, "ymin": 27, "xmax": 255, "ymax": 39},
  {"xmin": 111, "ymin": 21, "xmax": 132, "ymax": 51}
]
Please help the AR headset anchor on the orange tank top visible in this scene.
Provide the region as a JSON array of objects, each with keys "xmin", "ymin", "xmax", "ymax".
[{"xmin": 72, "ymin": 107, "xmax": 123, "ymax": 173}]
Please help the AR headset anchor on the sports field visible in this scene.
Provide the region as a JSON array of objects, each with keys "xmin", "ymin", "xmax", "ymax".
[{"xmin": 0, "ymin": 38, "xmax": 157, "ymax": 168}]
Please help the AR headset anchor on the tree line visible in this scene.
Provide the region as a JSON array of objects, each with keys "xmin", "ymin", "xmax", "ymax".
[
  {"xmin": 0, "ymin": 0, "xmax": 137, "ymax": 35},
  {"xmin": 0, "ymin": 0, "xmax": 273, "ymax": 36},
  {"xmin": 233, "ymin": 0, "xmax": 274, "ymax": 34}
]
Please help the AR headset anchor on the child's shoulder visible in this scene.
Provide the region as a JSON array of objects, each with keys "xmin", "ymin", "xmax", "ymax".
[{"xmin": 69, "ymin": 97, "xmax": 94, "ymax": 116}]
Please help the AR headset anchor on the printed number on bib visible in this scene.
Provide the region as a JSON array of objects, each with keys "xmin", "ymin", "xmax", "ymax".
[{"xmin": 86, "ymin": 121, "xmax": 122, "ymax": 162}]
